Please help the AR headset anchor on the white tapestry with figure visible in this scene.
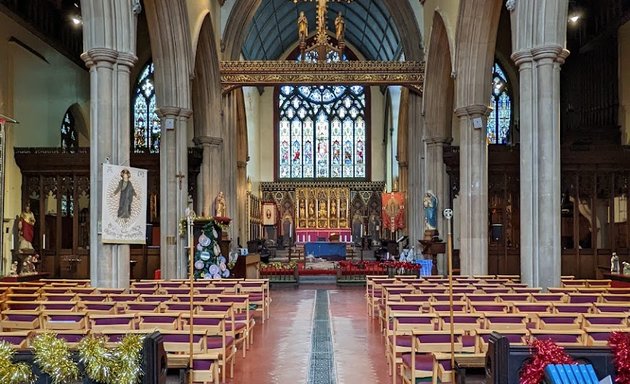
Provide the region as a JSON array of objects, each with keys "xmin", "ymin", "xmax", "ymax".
[{"xmin": 102, "ymin": 164, "xmax": 147, "ymax": 244}]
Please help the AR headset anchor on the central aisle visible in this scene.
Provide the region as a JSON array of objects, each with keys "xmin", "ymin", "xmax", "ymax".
[{"xmin": 229, "ymin": 285, "xmax": 390, "ymax": 384}]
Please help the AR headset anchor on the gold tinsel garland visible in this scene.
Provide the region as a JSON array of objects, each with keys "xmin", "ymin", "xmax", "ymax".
[
  {"xmin": 78, "ymin": 333, "xmax": 145, "ymax": 384},
  {"xmin": 0, "ymin": 341, "xmax": 35, "ymax": 384},
  {"xmin": 32, "ymin": 333, "xmax": 80, "ymax": 384}
]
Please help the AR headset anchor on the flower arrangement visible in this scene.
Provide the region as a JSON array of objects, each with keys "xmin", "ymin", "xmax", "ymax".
[{"xmin": 193, "ymin": 221, "xmax": 230, "ymax": 279}]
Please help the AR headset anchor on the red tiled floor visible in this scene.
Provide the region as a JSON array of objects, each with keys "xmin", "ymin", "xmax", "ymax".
[
  {"xmin": 168, "ymin": 285, "xmax": 485, "ymax": 384},
  {"xmin": 329, "ymin": 286, "xmax": 391, "ymax": 384}
]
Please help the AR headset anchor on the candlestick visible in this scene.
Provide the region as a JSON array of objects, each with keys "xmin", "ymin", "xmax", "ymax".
[{"xmin": 42, "ymin": 234, "xmax": 46, "ymax": 250}]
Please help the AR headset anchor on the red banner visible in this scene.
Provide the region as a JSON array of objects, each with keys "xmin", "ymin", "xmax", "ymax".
[{"xmin": 382, "ymin": 192, "xmax": 405, "ymax": 231}]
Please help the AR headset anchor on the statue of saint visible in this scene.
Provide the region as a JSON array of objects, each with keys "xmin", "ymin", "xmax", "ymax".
[
  {"xmin": 308, "ymin": 201, "xmax": 315, "ymax": 217},
  {"xmin": 298, "ymin": 11, "xmax": 308, "ymax": 43},
  {"xmin": 318, "ymin": 201, "xmax": 327, "ymax": 218},
  {"xmin": 18, "ymin": 202, "xmax": 36, "ymax": 250},
  {"xmin": 423, "ymin": 191, "xmax": 438, "ymax": 231},
  {"xmin": 335, "ymin": 12, "xmax": 345, "ymax": 42},
  {"xmin": 299, "ymin": 201, "xmax": 306, "ymax": 218},
  {"xmin": 214, "ymin": 191, "xmax": 227, "ymax": 217},
  {"xmin": 113, "ymin": 169, "xmax": 137, "ymax": 219}
]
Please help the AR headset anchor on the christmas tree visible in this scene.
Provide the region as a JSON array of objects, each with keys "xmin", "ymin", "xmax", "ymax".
[{"xmin": 193, "ymin": 221, "xmax": 230, "ymax": 279}]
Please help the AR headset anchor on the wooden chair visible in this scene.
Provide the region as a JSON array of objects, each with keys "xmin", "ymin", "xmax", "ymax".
[
  {"xmin": 0, "ymin": 330, "xmax": 33, "ymax": 348},
  {"xmin": 483, "ymin": 313, "xmax": 529, "ymax": 331},
  {"xmin": 528, "ymin": 329, "xmax": 585, "ymax": 346},
  {"xmin": 190, "ymin": 353, "xmax": 220, "ymax": 384},
  {"xmin": 89, "ymin": 314, "xmax": 137, "ymax": 331},
  {"xmin": 197, "ymin": 302, "xmax": 246, "ymax": 357},
  {"xmin": 121, "ymin": 301, "xmax": 162, "ymax": 313},
  {"xmin": 181, "ymin": 313, "xmax": 236, "ymax": 382},
  {"xmin": 469, "ymin": 302, "xmax": 512, "ymax": 314},
  {"xmin": 535, "ymin": 313, "xmax": 582, "ymax": 330},
  {"xmin": 217, "ymin": 294, "xmax": 254, "ymax": 349},
  {"xmin": 238, "ymin": 280, "xmax": 271, "ymax": 322},
  {"xmin": 552, "ymin": 303, "xmax": 593, "ymax": 314},
  {"xmin": 584, "ymin": 327, "xmax": 630, "ymax": 346},
  {"xmin": 137, "ymin": 312, "xmax": 181, "ymax": 331},
  {"xmin": 437, "ymin": 312, "xmax": 483, "ymax": 333},
  {"xmin": 476, "ymin": 329, "xmax": 528, "ymax": 353},
  {"xmin": 593, "ymin": 302, "xmax": 630, "ymax": 313},
  {"xmin": 530, "ymin": 293, "xmax": 568, "ymax": 302},
  {"xmin": 80, "ymin": 301, "xmax": 118, "ymax": 314},
  {"xmin": 33, "ymin": 329, "xmax": 89, "ymax": 348},
  {"xmin": 581, "ymin": 313, "xmax": 628, "ymax": 329},
  {"xmin": 42, "ymin": 311, "xmax": 87, "ymax": 330},
  {"xmin": 387, "ymin": 313, "xmax": 438, "ymax": 383},
  {"xmin": 428, "ymin": 301, "xmax": 468, "ymax": 313},
  {"xmin": 0, "ymin": 310, "xmax": 41, "ymax": 331}
]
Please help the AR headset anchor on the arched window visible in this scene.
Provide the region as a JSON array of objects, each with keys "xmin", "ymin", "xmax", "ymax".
[
  {"xmin": 277, "ymin": 50, "xmax": 368, "ymax": 179},
  {"xmin": 61, "ymin": 109, "xmax": 78, "ymax": 152},
  {"xmin": 132, "ymin": 61, "xmax": 160, "ymax": 153},
  {"xmin": 487, "ymin": 61, "xmax": 512, "ymax": 144}
]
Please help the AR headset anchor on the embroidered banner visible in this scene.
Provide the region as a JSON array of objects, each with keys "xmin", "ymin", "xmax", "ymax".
[
  {"xmin": 102, "ymin": 164, "xmax": 147, "ymax": 244},
  {"xmin": 382, "ymin": 192, "xmax": 405, "ymax": 232}
]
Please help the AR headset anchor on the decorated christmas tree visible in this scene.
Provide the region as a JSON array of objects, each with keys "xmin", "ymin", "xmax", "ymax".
[{"xmin": 193, "ymin": 221, "xmax": 230, "ymax": 279}]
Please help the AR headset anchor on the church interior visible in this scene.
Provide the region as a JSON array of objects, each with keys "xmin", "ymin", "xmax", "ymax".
[{"xmin": 1, "ymin": 0, "xmax": 630, "ymax": 383}]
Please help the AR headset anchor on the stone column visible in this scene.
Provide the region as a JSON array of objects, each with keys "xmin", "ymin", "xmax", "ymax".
[
  {"xmin": 82, "ymin": 48, "xmax": 137, "ymax": 288},
  {"xmin": 157, "ymin": 107, "xmax": 192, "ymax": 279},
  {"xmin": 424, "ymin": 137, "xmax": 451, "ymax": 274},
  {"xmin": 237, "ymin": 160, "xmax": 248, "ymax": 244},
  {"xmin": 194, "ymin": 136, "xmax": 223, "ymax": 217},
  {"xmin": 397, "ymin": 88, "xmax": 409, "ymax": 195},
  {"xmin": 222, "ymin": 92, "xmax": 238, "ymax": 242},
  {"xmin": 455, "ymin": 104, "xmax": 490, "ymax": 276},
  {"xmin": 513, "ymin": 46, "xmax": 568, "ymax": 289},
  {"xmin": 406, "ymin": 92, "xmax": 425, "ymax": 243}
]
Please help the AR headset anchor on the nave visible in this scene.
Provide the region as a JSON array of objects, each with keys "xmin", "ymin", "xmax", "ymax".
[{"xmin": 172, "ymin": 285, "xmax": 485, "ymax": 384}]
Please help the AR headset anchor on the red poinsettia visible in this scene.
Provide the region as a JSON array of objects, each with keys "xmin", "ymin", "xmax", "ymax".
[{"xmin": 520, "ymin": 339, "xmax": 574, "ymax": 384}]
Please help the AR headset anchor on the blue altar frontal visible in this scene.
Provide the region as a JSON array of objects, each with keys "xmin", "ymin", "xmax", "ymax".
[{"xmin": 304, "ymin": 242, "xmax": 346, "ymax": 260}]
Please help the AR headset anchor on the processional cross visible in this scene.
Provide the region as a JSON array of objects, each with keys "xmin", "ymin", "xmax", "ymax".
[{"xmin": 293, "ymin": 0, "xmax": 352, "ymax": 61}]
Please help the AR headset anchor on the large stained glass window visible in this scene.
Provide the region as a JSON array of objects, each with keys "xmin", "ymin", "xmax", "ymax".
[
  {"xmin": 487, "ymin": 62, "xmax": 512, "ymax": 144},
  {"xmin": 133, "ymin": 61, "xmax": 160, "ymax": 153},
  {"xmin": 278, "ymin": 51, "xmax": 367, "ymax": 179},
  {"xmin": 61, "ymin": 109, "xmax": 78, "ymax": 152}
]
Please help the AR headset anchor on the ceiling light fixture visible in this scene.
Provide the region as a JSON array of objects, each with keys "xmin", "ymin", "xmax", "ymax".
[
  {"xmin": 71, "ymin": 15, "xmax": 82, "ymax": 25},
  {"xmin": 569, "ymin": 14, "xmax": 580, "ymax": 23}
]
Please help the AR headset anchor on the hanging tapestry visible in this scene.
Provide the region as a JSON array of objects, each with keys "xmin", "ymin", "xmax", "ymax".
[
  {"xmin": 381, "ymin": 192, "xmax": 405, "ymax": 232},
  {"xmin": 102, "ymin": 164, "xmax": 147, "ymax": 244}
]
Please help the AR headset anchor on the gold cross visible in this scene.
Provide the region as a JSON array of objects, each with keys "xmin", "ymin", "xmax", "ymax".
[{"xmin": 175, "ymin": 172, "xmax": 186, "ymax": 190}]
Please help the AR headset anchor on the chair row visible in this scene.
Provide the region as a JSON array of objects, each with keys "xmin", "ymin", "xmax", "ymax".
[{"xmin": 391, "ymin": 326, "xmax": 627, "ymax": 384}]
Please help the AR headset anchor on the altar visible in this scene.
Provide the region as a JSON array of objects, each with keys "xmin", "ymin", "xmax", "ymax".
[
  {"xmin": 295, "ymin": 228, "xmax": 352, "ymax": 243},
  {"xmin": 304, "ymin": 242, "xmax": 346, "ymax": 260}
]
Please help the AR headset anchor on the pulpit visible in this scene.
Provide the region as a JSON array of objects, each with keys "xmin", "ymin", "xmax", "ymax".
[
  {"xmin": 418, "ymin": 239, "xmax": 446, "ymax": 275},
  {"xmin": 232, "ymin": 254, "xmax": 261, "ymax": 279}
]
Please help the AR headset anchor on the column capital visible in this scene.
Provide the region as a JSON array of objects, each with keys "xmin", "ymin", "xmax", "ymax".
[
  {"xmin": 531, "ymin": 45, "xmax": 565, "ymax": 62},
  {"xmin": 454, "ymin": 104, "xmax": 491, "ymax": 118},
  {"xmin": 511, "ymin": 49, "xmax": 533, "ymax": 67},
  {"xmin": 194, "ymin": 136, "xmax": 223, "ymax": 146},
  {"xmin": 81, "ymin": 48, "xmax": 118, "ymax": 68},
  {"xmin": 424, "ymin": 136, "xmax": 453, "ymax": 145},
  {"xmin": 156, "ymin": 107, "xmax": 193, "ymax": 119},
  {"xmin": 80, "ymin": 48, "xmax": 137, "ymax": 69}
]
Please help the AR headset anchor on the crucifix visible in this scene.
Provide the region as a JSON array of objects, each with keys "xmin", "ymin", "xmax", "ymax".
[
  {"xmin": 293, "ymin": 0, "xmax": 352, "ymax": 61},
  {"xmin": 175, "ymin": 172, "xmax": 186, "ymax": 190}
]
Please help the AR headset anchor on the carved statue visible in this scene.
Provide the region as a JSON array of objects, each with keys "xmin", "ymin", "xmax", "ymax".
[
  {"xmin": 308, "ymin": 200, "xmax": 315, "ymax": 217},
  {"xmin": 18, "ymin": 202, "xmax": 36, "ymax": 250},
  {"xmin": 214, "ymin": 191, "xmax": 227, "ymax": 218},
  {"xmin": 330, "ymin": 200, "xmax": 337, "ymax": 216},
  {"xmin": 318, "ymin": 201, "xmax": 327, "ymax": 218},
  {"xmin": 423, "ymin": 190, "xmax": 438, "ymax": 231},
  {"xmin": 10, "ymin": 261, "xmax": 18, "ymax": 276},
  {"xmin": 335, "ymin": 12, "xmax": 345, "ymax": 42},
  {"xmin": 299, "ymin": 201, "xmax": 306, "ymax": 218},
  {"xmin": 298, "ymin": 11, "xmax": 308, "ymax": 43}
]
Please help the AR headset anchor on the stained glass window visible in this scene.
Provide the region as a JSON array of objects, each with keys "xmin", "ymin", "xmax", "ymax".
[
  {"xmin": 487, "ymin": 62, "xmax": 512, "ymax": 144},
  {"xmin": 61, "ymin": 109, "xmax": 78, "ymax": 152},
  {"xmin": 133, "ymin": 61, "xmax": 160, "ymax": 153},
  {"xmin": 278, "ymin": 51, "xmax": 367, "ymax": 179}
]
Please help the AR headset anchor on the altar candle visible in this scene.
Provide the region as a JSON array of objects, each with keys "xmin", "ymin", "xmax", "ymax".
[
  {"xmin": 350, "ymin": 235, "xmax": 353, "ymax": 242},
  {"xmin": 361, "ymin": 224, "xmax": 364, "ymax": 235},
  {"xmin": 11, "ymin": 235, "xmax": 14, "ymax": 250},
  {"xmin": 308, "ymin": 234, "xmax": 311, "ymax": 242},
  {"xmin": 289, "ymin": 223, "xmax": 293, "ymax": 237},
  {"xmin": 42, "ymin": 234, "xmax": 46, "ymax": 250}
]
